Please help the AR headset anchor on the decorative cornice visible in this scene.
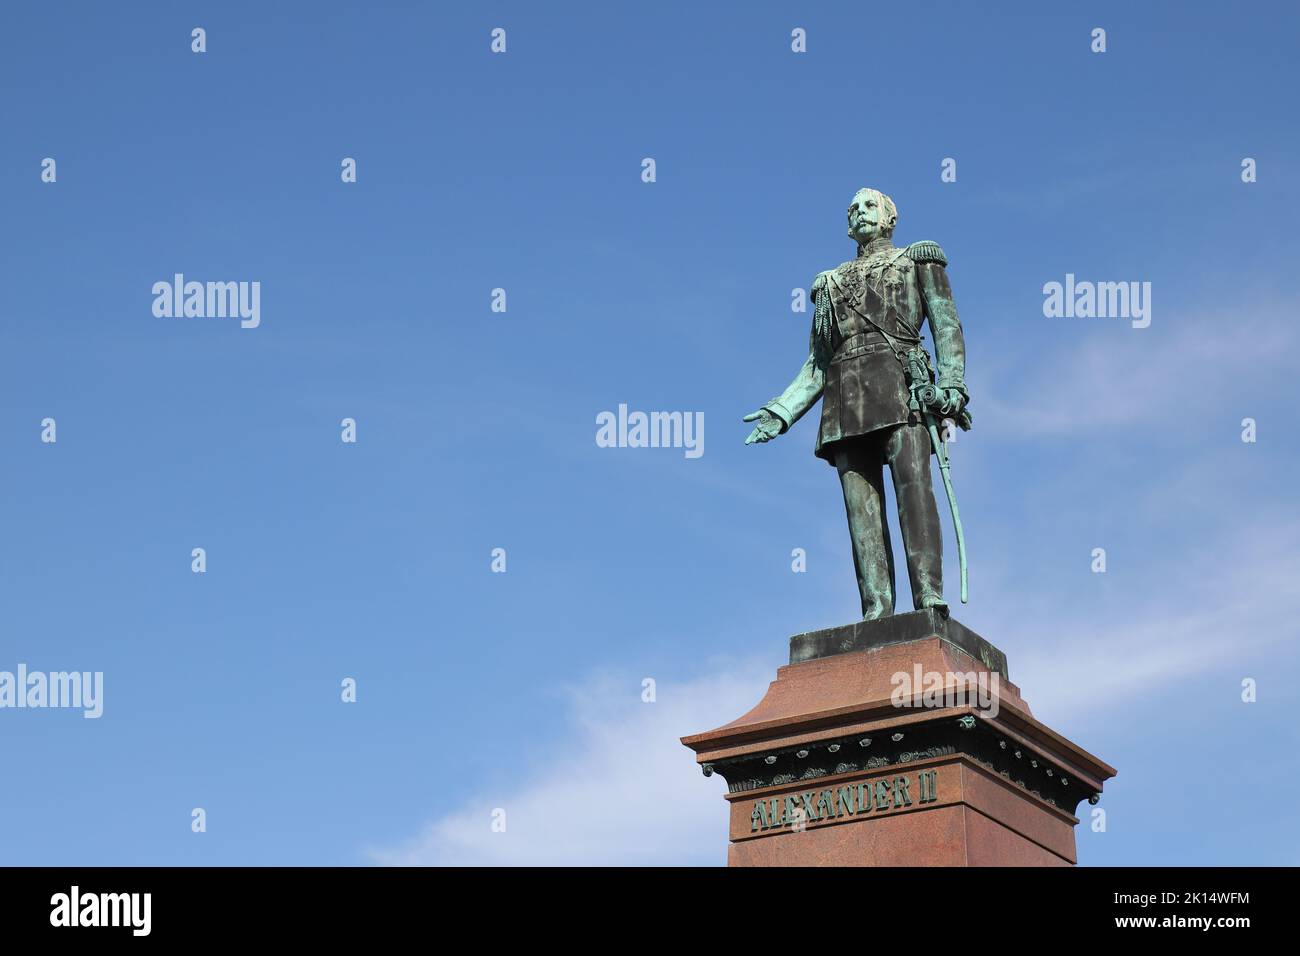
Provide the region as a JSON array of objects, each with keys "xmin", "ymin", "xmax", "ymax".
[{"xmin": 700, "ymin": 713, "xmax": 1100, "ymax": 815}]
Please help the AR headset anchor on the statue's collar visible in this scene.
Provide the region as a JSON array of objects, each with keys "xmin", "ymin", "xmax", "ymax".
[{"xmin": 856, "ymin": 237, "xmax": 895, "ymax": 258}]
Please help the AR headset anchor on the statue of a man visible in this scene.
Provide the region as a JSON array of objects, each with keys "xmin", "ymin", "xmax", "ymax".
[{"xmin": 744, "ymin": 188, "xmax": 970, "ymax": 619}]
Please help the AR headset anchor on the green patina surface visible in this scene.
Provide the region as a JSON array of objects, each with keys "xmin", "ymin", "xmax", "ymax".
[{"xmin": 744, "ymin": 188, "xmax": 972, "ymax": 619}]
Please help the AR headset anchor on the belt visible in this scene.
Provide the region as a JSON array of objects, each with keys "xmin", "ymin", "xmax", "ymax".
[{"xmin": 832, "ymin": 333, "xmax": 900, "ymax": 363}]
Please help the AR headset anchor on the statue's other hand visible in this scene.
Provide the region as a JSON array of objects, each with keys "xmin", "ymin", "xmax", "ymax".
[{"xmin": 743, "ymin": 408, "xmax": 783, "ymax": 445}]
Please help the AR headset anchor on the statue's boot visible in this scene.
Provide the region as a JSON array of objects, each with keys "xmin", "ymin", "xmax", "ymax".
[
  {"xmin": 861, "ymin": 594, "xmax": 894, "ymax": 620},
  {"xmin": 905, "ymin": 541, "xmax": 946, "ymax": 612}
]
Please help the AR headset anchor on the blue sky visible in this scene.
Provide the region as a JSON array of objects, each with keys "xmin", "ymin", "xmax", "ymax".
[{"xmin": 2, "ymin": 0, "xmax": 1297, "ymax": 865}]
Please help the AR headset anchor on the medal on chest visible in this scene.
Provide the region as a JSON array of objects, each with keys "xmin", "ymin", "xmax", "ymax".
[{"xmin": 834, "ymin": 253, "xmax": 900, "ymax": 309}]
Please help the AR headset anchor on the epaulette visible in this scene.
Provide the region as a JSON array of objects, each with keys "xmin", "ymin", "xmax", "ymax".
[{"xmin": 905, "ymin": 240, "xmax": 947, "ymax": 266}]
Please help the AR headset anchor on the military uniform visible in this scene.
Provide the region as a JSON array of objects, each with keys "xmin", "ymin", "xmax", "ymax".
[{"xmin": 762, "ymin": 236, "xmax": 969, "ymax": 618}]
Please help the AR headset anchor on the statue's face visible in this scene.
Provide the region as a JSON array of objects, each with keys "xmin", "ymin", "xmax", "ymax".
[{"xmin": 846, "ymin": 189, "xmax": 893, "ymax": 244}]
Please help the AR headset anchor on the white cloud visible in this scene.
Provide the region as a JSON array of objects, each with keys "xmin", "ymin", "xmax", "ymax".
[
  {"xmin": 976, "ymin": 300, "xmax": 1296, "ymax": 438},
  {"xmin": 365, "ymin": 662, "xmax": 772, "ymax": 866},
  {"xmin": 369, "ymin": 508, "xmax": 1300, "ymax": 865},
  {"xmin": 990, "ymin": 514, "xmax": 1300, "ymax": 725}
]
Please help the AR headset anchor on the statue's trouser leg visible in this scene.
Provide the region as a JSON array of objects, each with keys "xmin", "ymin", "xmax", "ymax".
[
  {"xmin": 884, "ymin": 423, "xmax": 945, "ymax": 609},
  {"xmin": 834, "ymin": 437, "xmax": 895, "ymax": 619}
]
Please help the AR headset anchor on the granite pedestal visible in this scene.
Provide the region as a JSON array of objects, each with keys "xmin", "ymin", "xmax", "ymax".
[{"xmin": 681, "ymin": 610, "xmax": 1115, "ymax": 866}]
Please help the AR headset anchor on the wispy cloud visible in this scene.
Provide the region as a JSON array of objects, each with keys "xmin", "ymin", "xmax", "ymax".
[
  {"xmin": 369, "ymin": 514, "xmax": 1299, "ymax": 866},
  {"xmin": 365, "ymin": 662, "xmax": 771, "ymax": 866},
  {"xmin": 977, "ymin": 299, "xmax": 1295, "ymax": 438},
  {"xmin": 1005, "ymin": 515, "xmax": 1300, "ymax": 725}
]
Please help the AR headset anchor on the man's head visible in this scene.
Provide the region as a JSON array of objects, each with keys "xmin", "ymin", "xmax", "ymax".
[{"xmin": 846, "ymin": 188, "xmax": 898, "ymax": 245}]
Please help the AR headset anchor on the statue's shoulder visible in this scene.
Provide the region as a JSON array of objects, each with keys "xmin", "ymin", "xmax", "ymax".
[
  {"xmin": 902, "ymin": 240, "xmax": 947, "ymax": 267},
  {"xmin": 811, "ymin": 267, "xmax": 839, "ymax": 295}
]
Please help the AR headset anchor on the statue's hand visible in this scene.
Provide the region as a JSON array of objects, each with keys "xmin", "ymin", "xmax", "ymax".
[
  {"xmin": 743, "ymin": 408, "xmax": 783, "ymax": 445},
  {"xmin": 941, "ymin": 388, "xmax": 966, "ymax": 416}
]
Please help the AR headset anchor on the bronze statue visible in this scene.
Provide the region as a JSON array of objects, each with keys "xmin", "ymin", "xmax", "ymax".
[{"xmin": 744, "ymin": 188, "xmax": 971, "ymax": 619}]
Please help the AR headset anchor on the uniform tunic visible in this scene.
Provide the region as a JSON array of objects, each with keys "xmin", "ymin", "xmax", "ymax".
[{"xmin": 762, "ymin": 237, "xmax": 966, "ymax": 464}]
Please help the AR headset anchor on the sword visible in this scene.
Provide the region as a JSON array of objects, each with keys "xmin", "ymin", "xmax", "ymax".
[{"xmin": 905, "ymin": 349, "xmax": 969, "ymax": 603}]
